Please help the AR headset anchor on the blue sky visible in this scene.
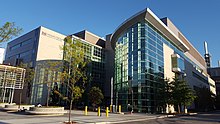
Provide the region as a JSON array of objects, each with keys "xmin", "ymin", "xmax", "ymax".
[{"xmin": 1, "ymin": 0, "xmax": 220, "ymax": 66}]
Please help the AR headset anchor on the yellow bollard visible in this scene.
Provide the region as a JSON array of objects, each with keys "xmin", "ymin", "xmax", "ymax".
[
  {"xmin": 84, "ymin": 106, "xmax": 88, "ymax": 115},
  {"xmin": 106, "ymin": 107, "xmax": 109, "ymax": 117},
  {"xmin": 110, "ymin": 105, "xmax": 112, "ymax": 113},
  {"xmin": 119, "ymin": 105, "xmax": 121, "ymax": 113},
  {"xmin": 97, "ymin": 107, "xmax": 101, "ymax": 116}
]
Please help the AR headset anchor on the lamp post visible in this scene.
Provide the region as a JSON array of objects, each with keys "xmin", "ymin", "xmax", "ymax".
[
  {"xmin": 128, "ymin": 79, "xmax": 133, "ymax": 112},
  {"xmin": 110, "ymin": 77, "xmax": 113, "ymax": 106},
  {"xmin": 131, "ymin": 89, "xmax": 133, "ymax": 109},
  {"xmin": 116, "ymin": 91, "xmax": 118, "ymax": 112}
]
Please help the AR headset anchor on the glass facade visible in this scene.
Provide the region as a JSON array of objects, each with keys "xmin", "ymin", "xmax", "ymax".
[
  {"xmin": 81, "ymin": 40, "xmax": 105, "ymax": 90},
  {"xmin": 114, "ymin": 21, "xmax": 185, "ymax": 113},
  {"xmin": 31, "ymin": 37, "xmax": 105, "ymax": 105}
]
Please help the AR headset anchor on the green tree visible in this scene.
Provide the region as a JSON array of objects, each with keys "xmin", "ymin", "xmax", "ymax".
[
  {"xmin": 216, "ymin": 95, "xmax": 220, "ymax": 109},
  {"xmin": 88, "ymin": 87, "xmax": 104, "ymax": 108},
  {"xmin": 61, "ymin": 36, "xmax": 88, "ymax": 122},
  {"xmin": 0, "ymin": 22, "xmax": 22, "ymax": 43},
  {"xmin": 170, "ymin": 77, "xmax": 196, "ymax": 113},
  {"xmin": 157, "ymin": 78, "xmax": 172, "ymax": 112},
  {"xmin": 195, "ymin": 87, "xmax": 215, "ymax": 111}
]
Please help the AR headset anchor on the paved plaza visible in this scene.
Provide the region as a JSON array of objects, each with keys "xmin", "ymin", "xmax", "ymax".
[
  {"xmin": 0, "ymin": 110, "xmax": 220, "ymax": 124},
  {"xmin": 0, "ymin": 110, "xmax": 163, "ymax": 124}
]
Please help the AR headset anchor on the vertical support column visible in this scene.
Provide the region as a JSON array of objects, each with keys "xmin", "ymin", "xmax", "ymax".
[
  {"xmin": 10, "ymin": 88, "xmax": 15, "ymax": 104},
  {"xmin": 2, "ymin": 67, "xmax": 7, "ymax": 103},
  {"xmin": 10, "ymin": 68, "xmax": 16, "ymax": 104},
  {"xmin": 2, "ymin": 88, "xmax": 6, "ymax": 103},
  {"xmin": 8, "ymin": 89, "xmax": 12, "ymax": 103}
]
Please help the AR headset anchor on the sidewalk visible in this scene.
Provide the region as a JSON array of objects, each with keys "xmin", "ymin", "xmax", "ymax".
[
  {"xmin": 68, "ymin": 110, "xmax": 162, "ymax": 124},
  {"xmin": 0, "ymin": 110, "xmax": 166, "ymax": 124}
]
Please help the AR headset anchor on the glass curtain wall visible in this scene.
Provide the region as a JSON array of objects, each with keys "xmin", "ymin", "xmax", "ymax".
[{"xmin": 114, "ymin": 21, "xmax": 185, "ymax": 113}]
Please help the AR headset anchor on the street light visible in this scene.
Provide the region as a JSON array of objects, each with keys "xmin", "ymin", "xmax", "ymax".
[{"xmin": 128, "ymin": 78, "xmax": 133, "ymax": 111}]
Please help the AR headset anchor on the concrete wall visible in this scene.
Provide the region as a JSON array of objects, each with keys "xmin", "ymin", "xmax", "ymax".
[
  {"xmin": 208, "ymin": 77, "xmax": 216, "ymax": 95},
  {"xmin": 36, "ymin": 27, "xmax": 65, "ymax": 61},
  {"xmin": 105, "ymin": 34, "xmax": 114, "ymax": 105},
  {"xmin": 161, "ymin": 17, "xmax": 207, "ymax": 74},
  {"xmin": 163, "ymin": 44, "xmax": 175, "ymax": 80},
  {"xmin": 163, "ymin": 43, "xmax": 175, "ymax": 113},
  {"xmin": 184, "ymin": 59, "xmax": 209, "ymax": 89},
  {"xmin": 0, "ymin": 48, "xmax": 5, "ymax": 64}
]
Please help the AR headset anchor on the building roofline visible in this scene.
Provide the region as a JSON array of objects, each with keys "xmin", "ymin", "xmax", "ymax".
[
  {"xmin": 70, "ymin": 34, "xmax": 103, "ymax": 49},
  {"xmin": 84, "ymin": 30, "xmax": 106, "ymax": 41},
  {"xmin": 74, "ymin": 30, "xmax": 106, "ymax": 41},
  {"xmin": 110, "ymin": 8, "xmax": 189, "ymax": 52}
]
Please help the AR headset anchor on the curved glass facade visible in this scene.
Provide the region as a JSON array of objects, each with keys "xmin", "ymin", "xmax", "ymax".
[{"xmin": 114, "ymin": 21, "xmax": 185, "ymax": 113}]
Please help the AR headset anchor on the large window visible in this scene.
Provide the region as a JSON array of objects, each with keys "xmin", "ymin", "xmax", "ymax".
[
  {"xmin": 114, "ymin": 20, "xmax": 190, "ymax": 113},
  {"xmin": 10, "ymin": 38, "xmax": 32, "ymax": 51}
]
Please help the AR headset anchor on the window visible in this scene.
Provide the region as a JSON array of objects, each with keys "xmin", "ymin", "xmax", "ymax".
[
  {"xmin": 10, "ymin": 44, "xmax": 21, "ymax": 50},
  {"xmin": 21, "ymin": 39, "xmax": 32, "ymax": 46},
  {"xmin": 10, "ymin": 39, "xmax": 32, "ymax": 51},
  {"xmin": 20, "ymin": 50, "xmax": 31, "ymax": 57}
]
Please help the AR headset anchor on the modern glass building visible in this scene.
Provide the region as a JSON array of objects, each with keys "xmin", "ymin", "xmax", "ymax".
[
  {"xmin": 4, "ymin": 27, "xmax": 110, "ymax": 105},
  {"xmin": 111, "ymin": 8, "xmax": 216, "ymax": 113}
]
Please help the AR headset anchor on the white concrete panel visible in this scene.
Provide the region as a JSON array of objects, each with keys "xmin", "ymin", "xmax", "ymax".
[
  {"xmin": 36, "ymin": 27, "xmax": 65, "ymax": 61},
  {"xmin": 208, "ymin": 77, "xmax": 216, "ymax": 95},
  {"xmin": 163, "ymin": 43, "xmax": 175, "ymax": 80},
  {"xmin": 0, "ymin": 48, "xmax": 5, "ymax": 64}
]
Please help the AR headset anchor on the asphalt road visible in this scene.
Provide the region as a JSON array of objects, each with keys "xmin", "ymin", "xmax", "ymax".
[{"xmin": 121, "ymin": 111, "xmax": 220, "ymax": 124}]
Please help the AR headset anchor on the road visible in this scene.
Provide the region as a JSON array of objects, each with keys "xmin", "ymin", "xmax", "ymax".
[{"xmin": 121, "ymin": 111, "xmax": 220, "ymax": 124}]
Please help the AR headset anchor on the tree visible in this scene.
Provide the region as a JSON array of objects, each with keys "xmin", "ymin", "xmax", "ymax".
[
  {"xmin": 216, "ymin": 95, "xmax": 220, "ymax": 110},
  {"xmin": 50, "ymin": 82, "xmax": 60, "ymax": 105},
  {"xmin": 61, "ymin": 36, "xmax": 88, "ymax": 123},
  {"xmin": 88, "ymin": 87, "xmax": 104, "ymax": 108},
  {"xmin": 0, "ymin": 22, "xmax": 22, "ymax": 43},
  {"xmin": 157, "ymin": 78, "xmax": 172, "ymax": 112},
  {"xmin": 195, "ymin": 87, "xmax": 215, "ymax": 111},
  {"xmin": 170, "ymin": 77, "xmax": 196, "ymax": 113}
]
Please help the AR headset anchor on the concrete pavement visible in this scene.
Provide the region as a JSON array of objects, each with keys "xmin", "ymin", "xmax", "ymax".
[
  {"xmin": 0, "ymin": 110, "xmax": 165, "ymax": 124},
  {"xmin": 3, "ymin": 109, "xmax": 219, "ymax": 124}
]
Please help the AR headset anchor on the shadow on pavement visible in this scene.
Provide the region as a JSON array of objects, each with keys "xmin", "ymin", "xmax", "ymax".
[
  {"xmin": 180, "ymin": 117, "xmax": 220, "ymax": 123},
  {"xmin": 0, "ymin": 122, "xmax": 9, "ymax": 124}
]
